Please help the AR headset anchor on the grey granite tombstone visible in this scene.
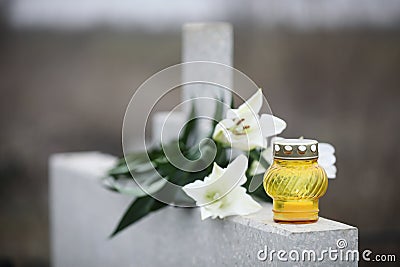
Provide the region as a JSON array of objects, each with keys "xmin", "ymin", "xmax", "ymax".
[{"xmin": 50, "ymin": 152, "xmax": 358, "ymax": 267}]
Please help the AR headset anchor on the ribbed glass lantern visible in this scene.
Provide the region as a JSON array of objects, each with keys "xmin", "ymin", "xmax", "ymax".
[{"xmin": 263, "ymin": 139, "xmax": 328, "ymax": 223}]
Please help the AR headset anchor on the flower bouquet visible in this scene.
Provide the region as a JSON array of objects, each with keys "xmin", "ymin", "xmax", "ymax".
[{"xmin": 105, "ymin": 89, "xmax": 336, "ymax": 236}]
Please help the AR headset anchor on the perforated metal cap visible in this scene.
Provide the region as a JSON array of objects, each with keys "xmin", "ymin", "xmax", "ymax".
[{"xmin": 273, "ymin": 139, "xmax": 318, "ymax": 160}]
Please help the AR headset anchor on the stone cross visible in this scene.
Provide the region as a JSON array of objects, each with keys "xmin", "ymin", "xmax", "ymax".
[
  {"xmin": 183, "ymin": 23, "xmax": 233, "ymax": 139},
  {"xmin": 153, "ymin": 22, "xmax": 233, "ymax": 144},
  {"xmin": 182, "ymin": 22, "xmax": 233, "ymax": 115}
]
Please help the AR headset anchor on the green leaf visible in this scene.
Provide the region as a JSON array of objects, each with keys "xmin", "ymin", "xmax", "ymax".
[
  {"xmin": 210, "ymin": 98, "xmax": 224, "ymax": 136},
  {"xmin": 150, "ymin": 198, "xmax": 168, "ymax": 211},
  {"xmin": 108, "ymin": 164, "xmax": 130, "ymax": 177},
  {"xmin": 180, "ymin": 104, "xmax": 197, "ymax": 144},
  {"xmin": 246, "ymin": 149, "xmax": 271, "ymax": 199},
  {"xmin": 249, "ymin": 149, "xmax": 270, "ymax": 170},
  {"xmin": 115, "ymin": 151, "xmax": 147, "ymax": 166},
  {"xmin": 109, "ymin": 152, "xmax": 154, "ymax": 177},
  {"xmin": 110, "ymin": 196, "xmax": 166, "ymax": 237},
  {"xmin": 107, "ymin": 95, "xmax": 237, "ymax": 233},
  {"xmin": 103, "ymin": 172, "xmax": 168, "ymax": 198}
]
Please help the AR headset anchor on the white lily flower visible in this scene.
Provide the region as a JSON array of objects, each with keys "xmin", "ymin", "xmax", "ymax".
[
  {"xmin": 318, "ymin": 143, "xmax": 336, "ymax": 179},
  {"xmin": 182, "ymin": 155, "xmax": 262, "ymax": 220},
  {"xmin": 212, "ymin": 89, "xmax": 286, "ymax": 151},
  {"xmin": 249, "ymin": 139, "xmax": 337, "ymax": 179}
]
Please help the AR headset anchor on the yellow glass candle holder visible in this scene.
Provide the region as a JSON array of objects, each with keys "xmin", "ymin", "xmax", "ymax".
[{"xmin": 263, "ymin": 139, "xmax": 328, "ymax": 223}]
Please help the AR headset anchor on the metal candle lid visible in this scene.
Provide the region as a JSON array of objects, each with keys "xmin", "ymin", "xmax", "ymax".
[{"xmin": 273, "ymin": 139, "xmax": 318, "ymax": 160}]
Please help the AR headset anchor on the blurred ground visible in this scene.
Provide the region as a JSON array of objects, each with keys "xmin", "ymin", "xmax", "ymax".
[{"xmin": 0, "ymin": 27, "xmax": 399, "ymax": 266}]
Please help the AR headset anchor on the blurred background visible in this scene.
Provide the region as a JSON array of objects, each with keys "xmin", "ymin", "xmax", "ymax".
[{"xmin": 1, "ymin": 0, "xmax": 400, "ymax": 266}]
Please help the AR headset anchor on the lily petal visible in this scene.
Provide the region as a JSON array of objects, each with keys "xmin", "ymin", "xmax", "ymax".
[
  {"xmin": 322, "ymin": 164, "xmax": 337, "ymax": 179},
  {"xmin": 319, "ymin": 143, "xmax": 335, "ymax": 154},
  {"xmin": 182, "ymin": 155, "xmax": 248, "ymax": 206},
  {"xmin": 227, "ymin": 89, "xmax": 263, "ymax": 119},
  {"xmin": 239, "ymin": 89, "xmax": 263, "ymax": 115},
  {"xmin": 212, "ymin": 119, "xmax": 234, "ymax": 140},
  {"xmin": 200, "ymin": 207, "xmax": 214, "ymax": 220},
  {"xmin": 318, "ymin": 153, "xmax": 336, "ymax": 166},
  {"xmin": 260, "ymin": 114, "xmax": 287, "ymax": 137},
  {"xmin": 181, "ymin": 179, "xmax": 210, "ymax": 205},
  {"xmin": 229, "ymin": 186, "xmax": 262, "ymax": 213},
  {"xmin": 214, "ymin": 154, "xmax": 248, "ymax": 189},
  {"xmin": 212, "ymin": 118, "xmax": 246, "ymax": 149},
  {"xmin": 205, "ymin": 162, "xmax": 225, "ymax": 182},
  {"xmin": 213, "ymin": 187, "xmax": 262, "ymax": 218},
  {"xmin": 182, "ymin": 154, "xmax": 262, "ymax": 220},
  {"xmin": 318, "ymin": 142, "xmax": 336, "ymax": 179}
]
